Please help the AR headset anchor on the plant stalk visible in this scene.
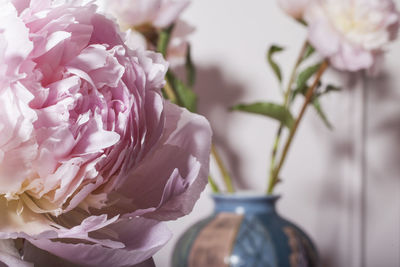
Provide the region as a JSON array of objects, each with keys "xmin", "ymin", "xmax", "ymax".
[
  {"xmin": 269, "ymin": 126, "xmax": 282, "ymax": 182},
  {"xmin": 267, "ymin": 41, "xmax": 309, "ymax": 190},
  {"xmin": 267, "ymin": 61, "xmax": 329, "ymax": 194},
  {"xmin": 283, "ymin": 41, "xmax": 309, "ymax": 106},
  {"xmin": 164, "ymin": 79, "xmax": 178, "ymax": 104},
  {"xmin": 211, "ymin": 144, "xmax": 235, "ymax": 193},
  {"xmin": 208, "ymin": 176, "xmax": 220, "ymax": 193}
]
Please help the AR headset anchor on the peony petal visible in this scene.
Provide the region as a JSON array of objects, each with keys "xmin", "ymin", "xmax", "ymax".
[
  {"xmin": 0, "ymin": 0, "xmax": 33, "ymax": 75},
  {"xmin": 10, "ymin": 0, "xmax": 30, "ymax": 15},
  {"xmin": 134, "ymin": 258, "xmax": 156, "ymax": 267},
  {"xmin": 131, "ymin": 50, "xmax": 168, "ymax": 90},
  {"xmin": 66, "ymin": 44, "xmax": 125, "ymax": 88},
  {"xmin": 72, "ymin": 119, "xmax": 121, "ymax": 156},
  {"xmin": 89, "ymin": 13, "xmax": 126, "ymax": 48},
  {"xmin": 105, "ymin": 0, "xmax": 161, "ymax": 28},
  {"xmin": 277, "ymin": 0, "xmax": 309, "ymax": 19},
  {"xmin": 145, "ymin": 102, "xmax": 211, "ymax": 220},
  {"xmin": 124, "ymin": 29, "xmax": 147, "ymax": 51},
  {"xmin": 23, "ymin": 242, "xmax": 155, "ymax": 267},
  {"xmin": 307, "ymin": 18, "xmax": 340, "ymax": 57},
  {"xmin": 0, "ymin": 198, "xmax": 57, "ymax": 239},
  {"xmin": 29, "ymin": 217, "xmax": 172, "ymax": 267},
  {"xmin": 153, "ymin": 0, "xmax": 190, "ymax": 28},
  {"xmin": 23, "ymin": 242, "xmax": 84, "ymax": 267},
  {"xmin": 116, "ymin": 102, "xmax": 211, "ymax": 221}
]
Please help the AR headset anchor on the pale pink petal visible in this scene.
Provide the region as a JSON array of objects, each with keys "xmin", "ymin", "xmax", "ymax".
[
  {"xmin": 307, "ymin": 18, "xmax": 340, "ymax": 57},
  {"xmin": 116, "ymin": 102, "xmax": 211, "ymax": 220},
  {"xmin": 23, "ymin": 242, "xmax": 155, "ymax": 267},
  {"xmin": 29, "ymin": 218, "xmax": 172, "ymax": 267},
  {"xmin": 153, "ymin": 0, "xmax": 190, "ymax": 28},
  {"xmin": 166, "ymin": 20, "xmax": 195, "ymax": 67},
  {"xmin": 0, "ymin": 0, "xmax": 32, "ymax": 77},
  {"xmin": 66, "ymin": 44, "xmax": 125, "ymax": 88},
  {"xmin": 132, "ymin": 50, "xmax": 168, "ymax": 90},
  {"xmin": 106, "ymin": 0, "xmax": 161, "ymax": 28},
  {"xmin": 10, "ymin": 0, "xmax": 30, "ymax": 14},
  {"xmin": 277, "ymin": 0, "xmax": 310, "ymax": 19},
  {"xmin": 124, "ymin": 29, "xmax": 148, "ymax": 51},
  {"xmin": 331, "ymin": 42, "xmax": 374, "ymax": 71}
]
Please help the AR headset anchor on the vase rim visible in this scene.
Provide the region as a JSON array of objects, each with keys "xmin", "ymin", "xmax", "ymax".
[{"xmin": 211, "ymin": 191, "xmax": 281, "ymax": 201}]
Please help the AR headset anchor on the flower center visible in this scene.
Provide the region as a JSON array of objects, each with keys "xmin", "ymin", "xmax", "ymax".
[
  {"xmin": 330, "ymin": 5, "xmax": 371, "ymax": 34},
  {"xmin": 325, "ymin": 1, "xmax": 386, "ymax": 48}
]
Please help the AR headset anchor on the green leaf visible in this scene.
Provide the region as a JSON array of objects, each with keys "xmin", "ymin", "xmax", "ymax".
[
  {"xmin": 301, "ymin": 44, "xmax": 315, "ymax": 62},
  {"xmin": 312, "ymin": 84, "xmax": 339, "ymax": 129},
  {"xmin": 231, "ymin": 102, "xmax": 294, "ymax": 129},
  {"xmin": 314, "ymin": 84, "xmax": 341, "ymax": 98},
  {"xmin": 185, "ymin": 45, "xmax": 196, "ymax": 87},
  {"xmin": 296, "ymin": 18, "xmax": 308, "ymax": 26},
  {"xmin": 166, "ymin": 71, "xmax": 197, "ymax": 112},
  {"xmin": 312, "ymin": 98, "xmax": 333, "ymax": 130},
  {"xmin": 157, "ymin": 24, "xmax": 174, "ymax": 56},
  {"xmin": 325, "ymin": 84, "xmax": 341, "ymax": 93},
  {"xmin": 291, "ymin": 81, "xmax": 333, "ymax": 129},
  {"xmin": 296, "ymin": 63, "xmax": 321, "ymax": 90},
  {"xmin": 161, "ymin": 88, "xmax": 169, "ymax": 99},
  {"xmin": 267, "ymin": 45, "xmax": 285, "ymax": 83}
]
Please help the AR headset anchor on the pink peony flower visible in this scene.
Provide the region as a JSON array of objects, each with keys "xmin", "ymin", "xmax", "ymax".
[
  {"xmin": 305, "ymin": 0, "xmax": 400, "ymax": 72},
  {"xmin": 0, "ymin": 0, "xmax": 211, "ymax": 266},
  {"xmin": 277, "ymin": 0, "xmax": 310, "ymax": 19}
]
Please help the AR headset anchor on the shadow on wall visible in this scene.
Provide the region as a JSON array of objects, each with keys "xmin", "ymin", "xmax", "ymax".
[
  {"xmin": 314, "ymin": 69, "xmax": 400, "ymax": 267},
  {"xmin": 300, "ymin": 71, "xmax": 365, "ymax": 267},
  {"xmin": 362, "ymin": 71, "xmax": 400, "ymax": 266},
  {"xmin": 314, "ymin": 77, "xmax": 357, "ymax": 267},
  {"xmin": 367, "ymin": 71, "xmax": 400, "ymax": 176},
  {"xmin": 193, "ymin": 64, "xmax": 248, "ymax": 189}
]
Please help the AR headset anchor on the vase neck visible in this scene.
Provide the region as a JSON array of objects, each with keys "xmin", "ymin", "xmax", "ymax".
[{"xmin": 212, "ymin": 194, "xmax": 279, "ymax": 215}]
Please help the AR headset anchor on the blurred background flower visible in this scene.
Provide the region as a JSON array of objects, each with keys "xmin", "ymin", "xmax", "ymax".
[
  {"xmin": 98, "ymin": 0, "xmax": 193, "ymax": 67},
  {"xmin": 305, "ymin": 0, "xmax": 400, "ymax": 72},
  {"xmin": 278, "ymin": 0, "xmax": 310, "ymax": 20}
]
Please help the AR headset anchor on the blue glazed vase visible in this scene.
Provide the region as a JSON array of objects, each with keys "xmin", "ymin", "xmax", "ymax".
[{"xmin": 172, "ymin": 194, "xmax": 319, "ymax": 267}]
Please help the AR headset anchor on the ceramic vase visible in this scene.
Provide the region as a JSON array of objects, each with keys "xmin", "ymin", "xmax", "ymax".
[{"xmin": 172, "ymin": 194, "xmax": 319, "ymax": 267}]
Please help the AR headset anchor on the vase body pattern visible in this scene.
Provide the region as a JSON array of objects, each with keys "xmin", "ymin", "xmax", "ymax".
[{"xmin": 172, "ymin": 194, "xmax": 319, "ymax": 267}]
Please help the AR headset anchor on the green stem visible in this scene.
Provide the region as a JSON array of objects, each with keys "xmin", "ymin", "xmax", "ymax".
[
  {"xmin": 269, "ymin": 126, "xmax": 282, "ymax": 182},
  {"xmin": 208, "ymin": 176, "xmax": 220, "ymax": 193},
  {"xmin": 163, "ymin": 79, "xmax": 178, "ymax": 104},
  {"xmin": 267, "ymin": 41, "xmax": 309, "ymax": 192},
  {"xmin": 267, "ymin": 61, "xmax": 329, "ymax": 194},
  {"xmin": 283, "ymin": 41, "xmax": 309, "ymax": 106},
  {"xmin": 212, "ymin": 144, "xmax": 235, "ymax": 193}
]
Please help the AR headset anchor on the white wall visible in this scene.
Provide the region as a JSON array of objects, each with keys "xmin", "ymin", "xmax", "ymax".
[{"xmin": 154, "ymin": 1, "xmax": 400, "ymax": 266}]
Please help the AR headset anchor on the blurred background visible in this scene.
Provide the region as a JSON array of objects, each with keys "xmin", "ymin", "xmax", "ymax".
[{"xmin": 154, "ymin": 0, "xmax": 400, "ymax": 266}]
